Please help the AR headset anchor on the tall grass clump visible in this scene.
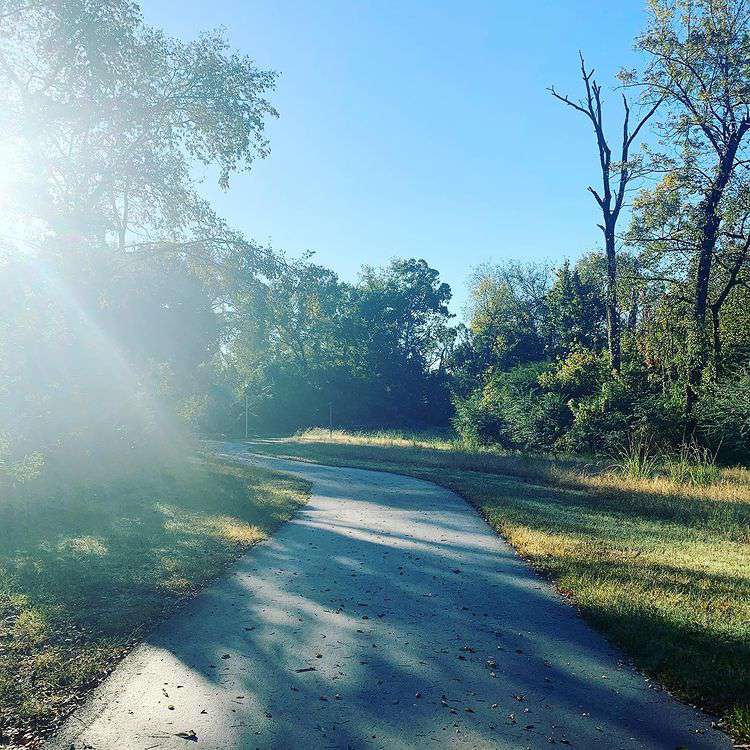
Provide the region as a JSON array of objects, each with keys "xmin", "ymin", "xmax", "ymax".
[
  {"xmin": 665, "ymin": 442, "xmax": 721, "ymax": 486},
  {"xmin": 611, "ymin": 432, "xmax": 658, "ymax": 479}
]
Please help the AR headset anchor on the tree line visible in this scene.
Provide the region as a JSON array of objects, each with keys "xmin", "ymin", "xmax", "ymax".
[{"xmin": 2, "ymin": 0, "xmax": 750, "ymax": 483}]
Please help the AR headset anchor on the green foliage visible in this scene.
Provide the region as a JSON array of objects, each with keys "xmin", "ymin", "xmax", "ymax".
[
  {"xmin": 698, "ymin": 368, "xmax": 750, "ymax": 458},
  {"xmin": 451, "ymin": 389, "xmax": 503, "ymax": 446},
  {"xmin": 467, "ymin": 261, "xmax": 551, "ymax": 372},
  {"xmin": 227, "ymin": 256, "xmax": 456, "ymax": 434},
  {"xmin": 454, "ymin": 362, "xmax": 569, "ymax": 451},
  {"xmin": 633, "ymin": 387, "xmax": 686, "ymax": 447},
  {"xmin": 538, "ymin": 345, "xmax": 608, "ymax": 398},
  {"xmin": 544, "ymin": 260, "xmax": 606, "ymax": 357},
  {"xmin": 0, "ymin": 0, "xmax": 281, "ymax": 490},
  {"xmin": 564, "ymin": 392, "xmax": 629, "ymax": 455},
  {"xmin": 456, "ymin": 244, "xmax": 750, "ymax": 463}
]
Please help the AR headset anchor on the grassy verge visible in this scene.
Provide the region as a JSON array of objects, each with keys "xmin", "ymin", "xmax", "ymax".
[
  {"xmin": 248, "ymin": 428, "xmax": 750, "ymax": 742},
  {"xmin": 0, "ymin": 452, "xmax": 309, "ymax": 748}
]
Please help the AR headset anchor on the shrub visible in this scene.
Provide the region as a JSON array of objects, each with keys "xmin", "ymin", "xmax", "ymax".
[
  {"xmin": 452, "ymin": 389, "xmax": 505, "ymax": 446},
  {"xmin": 454, "ymin": 362, "xmax": 569, "ymax": 451},
  {"xmin": 564, "ymin": 392, "xmax": 630, "ymax": 454},
  {"xmin": 633, "ymin": 387, "xmax": 687, "ymax": 449},
  {"xmin": 550, "ymin": 350, "xmax": 639, "ymax": 454},
  {"xmin": 698, "ymin": 368, "xmax": 750, "ymax": 462},
  {"xmin": 538, "ymin": 345, "xmax": 608, "ymax": 399}
]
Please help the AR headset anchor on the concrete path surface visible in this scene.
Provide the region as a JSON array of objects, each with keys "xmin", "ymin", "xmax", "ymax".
[{"xmin": 48, "ymin": 443, "xmax": 731, "ymax": 750}]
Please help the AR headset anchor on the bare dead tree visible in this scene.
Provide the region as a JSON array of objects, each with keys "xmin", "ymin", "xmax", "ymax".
[{"xmin": 550, "ymin": 53, "xmax": 661, "ymax": 372}]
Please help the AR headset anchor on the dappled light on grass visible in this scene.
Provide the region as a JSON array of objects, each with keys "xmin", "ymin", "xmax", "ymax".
[
  {"xmin": 158, "ymin": 504, "xmax": 266, "ymax": 545},
  {"xmin": 251, "ymin": 431, "xmax": 750, "ymax": 742},
  {"xmin": 56, "ymin": 536, "xmax": 109, "ymax": 557},
  {"xmin": 0, "ymin": 457, "xmax": 309, "ymax": 747}
]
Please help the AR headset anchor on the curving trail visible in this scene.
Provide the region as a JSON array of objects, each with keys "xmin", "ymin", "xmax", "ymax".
[{"xmin": 48, "ymin": 443, "xmax": 731, "ymax": 750}]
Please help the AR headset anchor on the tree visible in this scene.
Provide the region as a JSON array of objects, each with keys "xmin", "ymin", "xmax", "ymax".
[
  {"xmin": 349, "ymin": 259, "xmax": 455, "ymax": 427},
  {"xmin": 0, "ymin": 0, "xmax": 279, "ymax": 456},
  {"xmin": 0, "ymin": 0, "xmax": 277, "ymax": 270},
  {"xmin": 466, "ymin": 261, "xmax": 552, "ymax": 373},
  {"xmin": 633, "ymin": 0, "xmax": 750, "ymax": 414},
  {"xmin": 706, "ymin": 182, "xmax": 750, "ymax": 375},
  {"xmin": 551, "ymin": 54, "xmax": 661, "ymax": 372},
  {"xmin": 544, "ymin": 259, "xmax": 606, "ymax": 357},
  {"xmin": 225, "ymin": 257, "xmax": 457, "ymax": 433}
]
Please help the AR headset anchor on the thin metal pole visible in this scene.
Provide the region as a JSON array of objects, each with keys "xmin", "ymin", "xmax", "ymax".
[
  {"xmin": 329, "ymin": 400, "xmax": 333, "ymax": 438},
  {"xmin": 245, "ymin": 388, "xmax": 249, "ymax": 439}
]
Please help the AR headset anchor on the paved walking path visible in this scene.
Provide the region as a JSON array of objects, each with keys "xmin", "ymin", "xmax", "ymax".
[{"xmin": 48, "ymin": 444, "xmax": 731, "ymax": 749}]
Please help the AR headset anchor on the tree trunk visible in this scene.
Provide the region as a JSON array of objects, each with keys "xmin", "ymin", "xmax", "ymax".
[
  {"xmin": 627, "ymin": 290, "xmax": 638, "ymax": 332},
  {"xmin": 686, "ymin": 210, "xmax": 717, "ymax": 419},
  {"xmin": 687, "ymin": 187, "xmax": 728, "ymax": 416},
  {"xmin": 685, "ymin": 125, "xmax": 748, "ymax": 416},
  {"xmin": 604, "ymin": 224, "xmax": 621, "ymax": 372},
  {"xmin": 710, "ymin": 304, "xmax": 722, "ymax": 378}
]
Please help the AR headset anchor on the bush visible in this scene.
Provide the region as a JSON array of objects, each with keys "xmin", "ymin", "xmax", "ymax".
[
  {"xmin": 538, "ymin": 346, "xmax": 608, "ymax": 399},
  {"xmin": 563, "ymin": 391, "xmax": 630, "ymax": 454},
  {"xmin": 452, "ymin": 389, "xmax": 505, "ymax": 446},
  {"xmin": 633, "ymin": 387, "xmax": 687, "ymax": 449},
  {"xmin": 698, "ymin": 368, "xmax": 750, "ymax": 462},
  {"xmin": 452, "ymin": 348, "xmax": 749, "ymax": 463},
  {"xmin": 454, "ymin": 362, "xmax": 569, "ymax": 451}
]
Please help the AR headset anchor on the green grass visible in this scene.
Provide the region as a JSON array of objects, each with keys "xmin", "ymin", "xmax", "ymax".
[
  {"xmin": 248, "ymin": 428, "xmax": 750, "ymax": 742},
  {"xmin": 0, "ymin": 452, "xmax": 309, "ymax": 748}
]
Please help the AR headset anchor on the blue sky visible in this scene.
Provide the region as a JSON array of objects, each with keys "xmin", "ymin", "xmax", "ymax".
[{"xmin": 142, "ymin": 0, "xmax": 648, "ymax": 316}]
